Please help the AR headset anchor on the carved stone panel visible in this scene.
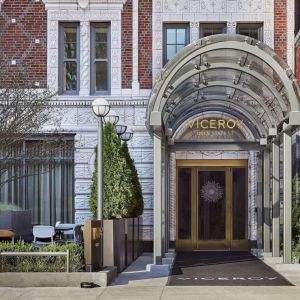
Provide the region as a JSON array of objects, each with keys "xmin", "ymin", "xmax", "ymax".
[
  {"xmin": 142, "ymin": 211, "xmax": 154, "ymax": 226},
  {"xmin": 200, "ymin": 0, "xmax": 226, "ymax": 13},
  {"xmin": 163, "ymin": 0, "xmax": 189, "ymax": 12},
  {"xmin": 237, "ymin": 0, "xmax": 263, "ymax": 12}
]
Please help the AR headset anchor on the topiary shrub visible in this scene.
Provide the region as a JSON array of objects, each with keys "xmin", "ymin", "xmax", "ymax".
[
  {"xmin": 0, "ymin": 241, "xmax": 84, "ymax": 272},
  {"xmin": 89, "ymin": 123, "xmax": 138, "ymax": 219},
  {"xmin": 121, "ymin": 142, "xmax": 144, "ymax": 217}
]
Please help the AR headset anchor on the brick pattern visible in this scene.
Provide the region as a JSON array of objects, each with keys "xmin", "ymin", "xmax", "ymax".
[
  {"xmin": 296, "ymin": 45, "xmax": 300, "ymax": 82},
  {"xmin": 138, "ymin": 0, "xmax": 152, "ymax": 89},
  {"xmin": 0, "ymin": 0, "xmax": 47, "ymax": 87},
  {"xmin": 121, "ymin": 0, "xmax": 132, "ymax": 89},
  {"xmin": 274, "ymin": 0, "xmax": 287, "ymax": 61}
]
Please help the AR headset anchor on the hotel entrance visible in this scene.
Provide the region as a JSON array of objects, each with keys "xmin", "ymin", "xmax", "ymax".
[
  {"xmin": 176, "ymin": 160, "xmax": 248, "ymax": 251},
  {"xmin": 146, "ymin": 35, "xmax": 300, "ymax": 264}
]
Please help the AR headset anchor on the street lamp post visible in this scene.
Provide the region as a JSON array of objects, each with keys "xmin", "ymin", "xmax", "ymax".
[
  {"xmin": 120, "ymin": 128, "xmax": 133, "ymax": 142},
  {"xmin": 92, "ymin": 98, "xmax": 110, "ymax": 221},
  {"xmin": 115, "ymin": 122, "xmax": 127, "ymax": 140}
]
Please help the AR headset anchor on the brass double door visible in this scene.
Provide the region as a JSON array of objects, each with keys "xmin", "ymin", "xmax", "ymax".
[{"xmin": 176, "ymin": 160, "xmax": 248, "ymax": 251}]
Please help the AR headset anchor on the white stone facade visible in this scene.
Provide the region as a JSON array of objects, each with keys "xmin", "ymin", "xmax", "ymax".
[{"xmin": 41, "ymin": 0, "xmax": 285, "ymax": 243}]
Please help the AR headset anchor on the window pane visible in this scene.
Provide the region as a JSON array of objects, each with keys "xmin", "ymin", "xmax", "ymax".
[
  {"xmin": 95, "ymin": 44, "xmax": 107, "ymax": 59},
  {"xmin": 176, "ymin": 44, "xmax": 185, "ymax": 53},
  {"xmin": 64, "ymin": 62, "xmax": 77, "ymax": 91},
  {"xmin": 167, "ymin": 45, "xmax": 176, "ymax": 61},
  {"xmin": 95, "ymin": 61, "xmax": 108, "ymax": 91},
  {"xmin": 95, "ymin": 28, "xmax": 107, "ymax": 43},
  {"xmin": 95, "ymin": 28, "xmax": 108, "ymax": 59},
  {"xmin": 167, "ymin": 29, "xmax": 176, "ymax": 44},
  {"xmin": 177, "ymin": 29, "xmax": 186, "ymax": 44},
  {"xmin": 64, "ymin": 28, "xmax": 77, "ymax": 59}
]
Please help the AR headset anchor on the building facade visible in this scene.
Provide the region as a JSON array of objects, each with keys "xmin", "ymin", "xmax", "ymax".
[{"xmin": 1, "ymin": 0, "xmax": 300, "ymax": 263}]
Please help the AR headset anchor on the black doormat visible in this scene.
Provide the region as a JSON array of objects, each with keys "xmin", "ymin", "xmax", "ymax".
[{"xmin": 167, "ymin": 251, "xmax": 293, "ymax": 286}]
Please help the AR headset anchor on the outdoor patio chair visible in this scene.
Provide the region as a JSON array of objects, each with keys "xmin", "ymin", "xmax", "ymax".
[
  {"xmin": 73, "ymin": 225, "xmax": 84, "ymax": 245},
  {"xmin": 32, "ymin": 225, "xmax": 55, "ymax": 246}
]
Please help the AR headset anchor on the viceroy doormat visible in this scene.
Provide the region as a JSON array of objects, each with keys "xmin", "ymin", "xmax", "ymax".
[{"xmin": 167, "ymin": 251, "xmax": 293, "ymax": 286}]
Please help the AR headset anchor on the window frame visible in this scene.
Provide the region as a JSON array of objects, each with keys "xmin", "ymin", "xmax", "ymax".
[
  {"xmin": 163, "ymin": 23, "xmax": 190, "ymax": 66},
  {"xmin": 236, "ymin": 22, "xmax": 264, "ymax": 42},
  {"xmin": 90, "ymin": 22, "xmax": 111, "ymax": 95},
  {"xmin": 199, "ymin": 22, "xmax": 227, "ymax": 38},
  {"xmin": 58, "ymin": 22, "xmax": 80, "ymax": 95}
]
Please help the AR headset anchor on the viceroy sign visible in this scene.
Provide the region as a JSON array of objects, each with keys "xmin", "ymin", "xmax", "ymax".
[{"xmin": 187, "ymin": 119, "xmax": 244, "ymax": 130}]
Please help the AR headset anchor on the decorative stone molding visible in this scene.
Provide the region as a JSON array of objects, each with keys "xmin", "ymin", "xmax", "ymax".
[{"xmin": 42, "ymin": 0, "xmax": 127, "ymax": 10}]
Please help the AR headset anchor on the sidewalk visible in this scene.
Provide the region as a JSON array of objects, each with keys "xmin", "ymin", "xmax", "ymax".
[{"xmin": 1, "ymin": 254, "xmax": 300, "ymax": 300}]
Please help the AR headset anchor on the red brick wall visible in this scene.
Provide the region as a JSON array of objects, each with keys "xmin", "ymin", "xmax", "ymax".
[
  {"xmin": 121, "ymin": 0, "xmax": 133, "ymax": 89},
  {"xmin": 274, "ymin": 0, "xmax": 287, "ymax": 61},
  {"xmin": 296, "ymin": 45, "xmax": 300, "ymax": 81},
  {"xmin": 139, "ymin": 0, "xmax": 152, "ymax": 89},
  {"xmin": 0, "ymin": 0, "xmax": 47, "ymax": 87}
]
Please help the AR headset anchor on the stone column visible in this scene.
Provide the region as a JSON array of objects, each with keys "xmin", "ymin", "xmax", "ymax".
[
  {"xmin": 283, "ymin": 132, "xmax": 292, "ymax": 263},
  {"xmin": 272, "ymin": 140, "xmax": 280, "ymax": 257},
  {"xmin": 153, "ymin": 131, "xmax": 163, "ymax": 264},
  {"xmin": 263, "ymin": 146, "xmax": 271, "ymax": 252},
  {"xmin": 161, "ymin": 138, "xmax": 166, "ymax": 257},
  {"xmin": 79, "ymin": 21, "xmax": 90, "ymax": 96},
  {"xmin": 256, "ymin": 152, "xmax": 263, "ymax": 250}
]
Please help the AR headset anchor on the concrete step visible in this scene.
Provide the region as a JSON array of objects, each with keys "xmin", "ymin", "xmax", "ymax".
[
  {"xmin": 273, "ymin": 264, "xmax": 300, "ymax": 272},
  {"xmin": 146, "ymin": 264, "xmax": 171, "ymax": 272},
  {"xmin": 162, "ymin": 257, "xmax": 173, "ymax": 264},
  {"xmin": 165, "ymin": 252, "xmax": 175, "ymax": 258},
  {"xmin": 263, "ymin": 256, "xmax": 283, "ymax": 264},
  {"xmin": 262, "ymin": 252, "xmax": 273, "ymax": 258}
]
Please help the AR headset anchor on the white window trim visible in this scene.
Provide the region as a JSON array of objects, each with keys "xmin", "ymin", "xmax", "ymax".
[{"xmin": 43, "ymin": 3, "xmax": 124, "ymax": 96}]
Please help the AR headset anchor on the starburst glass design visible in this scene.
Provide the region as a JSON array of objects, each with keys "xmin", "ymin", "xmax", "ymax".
[{"xmin": 201, "ymin": 180, "xmax": 223, "ymax": 203}]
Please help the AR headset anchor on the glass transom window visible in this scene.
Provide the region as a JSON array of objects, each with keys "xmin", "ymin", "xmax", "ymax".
[{"xmin": 163, "ymin": 23, "xmax": 190, "ymax": 65}]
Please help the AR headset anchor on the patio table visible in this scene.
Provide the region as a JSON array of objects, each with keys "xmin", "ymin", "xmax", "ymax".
[
  {"xmin": 54, "ymin": 226, "xmax": 73, "ymax": 240},
  {"xmin": 0, "ymin": 230, "xmax": 15, "ymax": 243}
]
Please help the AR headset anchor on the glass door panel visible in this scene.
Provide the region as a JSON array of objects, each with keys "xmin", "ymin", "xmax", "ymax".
[
  {"xmin": 232, "ymin": 168, "xmax": 246, "ymax": 240},
  {"xmin": 177, "ymin": 168, "xmax": 192, "ymax": 248},
  {"xmin": 198, "ymin": 170, "xmax": 226, "ymax": 241}
]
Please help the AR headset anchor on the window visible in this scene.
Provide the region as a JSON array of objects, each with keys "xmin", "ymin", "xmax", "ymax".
[
  {"xmin": 163, "ymin": 23, "xmax": 190, "ymax": 65},
  {"xmin": 59, "ymin": 23, "xmax": 80, "ymax": 94},
  {"xmin": 199, "ymin": 23, "xmax": 227, "ymax": 38},
  {"xmin": 236, "ymin": 23, "xmax": 263, "ymax": 42},
  {"xmin": 91, "ymin": 23, "xmax": 110, "ymax": 94},
  {"xmin": 0, "ymin": 138, "xmax": 74, "ymax": 225}
]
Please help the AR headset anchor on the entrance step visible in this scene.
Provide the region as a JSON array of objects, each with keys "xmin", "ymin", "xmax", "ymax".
[
  {"xmin": 165, "ymin": 252, "xmax": 174, "ymax": 258},
  {"xmin": 146, "ymin": 264, "xmax": 171, "ymax": 272},
  {"xmin": 162, "ymin": 257, "xmax": 173, "ymax": 264},
  {"xmin": 263, "ymin": 256, "xmax": 283, "ymax": 264}
]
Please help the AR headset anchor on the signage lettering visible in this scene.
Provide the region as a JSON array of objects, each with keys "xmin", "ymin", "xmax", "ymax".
[
  {"xmin": 177, "ymin": 276, "xmax": 278, "ymax": 281},
  {"xmin": 187, "ymin": 119, "xmax": 243, "ymax": 130}
]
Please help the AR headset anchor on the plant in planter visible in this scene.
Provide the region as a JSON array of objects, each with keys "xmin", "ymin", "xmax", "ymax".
[
  {"xmin": 89, "ymin": 122, "xmax": 137, "ymax": 219},
  {"xmin": 88, "ymin": 122, "xmax": 144, "ymax": 271}
]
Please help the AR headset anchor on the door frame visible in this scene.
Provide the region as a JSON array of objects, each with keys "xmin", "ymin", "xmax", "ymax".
[{"xmin": 176, "ymin": 159, "xmax": 248, "ymax": 251}]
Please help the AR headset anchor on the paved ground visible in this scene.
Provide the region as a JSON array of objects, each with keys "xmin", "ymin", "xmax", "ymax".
[{"xmin": 1, "ymin": 254, "xmax": 300, "ymax": 300}]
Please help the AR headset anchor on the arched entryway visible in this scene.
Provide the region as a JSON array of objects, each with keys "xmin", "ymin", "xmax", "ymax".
[{"xmin": 146, "ymin": 34, "xmax": 300, "ymax": 264}]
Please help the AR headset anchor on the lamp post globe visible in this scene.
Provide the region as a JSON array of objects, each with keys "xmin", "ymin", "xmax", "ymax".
[
  {"xmin": 120, "ymin": 128, "xmax": 133, "ymax": 142},
  {"xmin": 92, "ymin": 98, "xmax": 110, "ymax": 117},
  {"xmin": 104, "ymin": 109, "xmax": 119, "ymax": 125},
  {"xmin": 115, "ymin": 122, "xmax": 127, "ymax": 137}
]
